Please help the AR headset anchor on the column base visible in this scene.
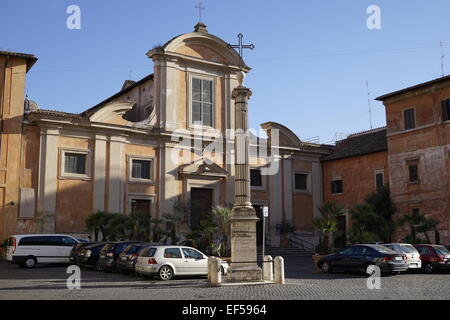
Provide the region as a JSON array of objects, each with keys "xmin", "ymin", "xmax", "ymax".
[{"xmin": 227, "ymin": 265, "xmax": 263, "ymax": 282}]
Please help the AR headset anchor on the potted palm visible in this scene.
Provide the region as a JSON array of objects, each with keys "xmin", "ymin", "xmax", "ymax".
[
  {"xmin": 278, "ymin": 219, "xmax": 295, "ymax": 248},
  {"xmin": 312, "ymin": 202, "xmax": 345, "ymax": 269}
]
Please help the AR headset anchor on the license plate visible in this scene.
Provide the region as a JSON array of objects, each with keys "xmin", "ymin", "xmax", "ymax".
[
  {"xmin": 120, "ymin": 257, "xmax": 126, "ymax": 261},
  {"xmin": 395, "ymin": 257, "xmax": 403, "ymax": 261}
]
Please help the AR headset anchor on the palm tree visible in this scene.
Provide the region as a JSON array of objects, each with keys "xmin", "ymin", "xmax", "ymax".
[
  {"xmin": 313, "ymin": 202, "xmax": 345, "ymax": 254},
  {"xmin": 400, "ymin": 211, "xmax": 439, "ymax": 244},
  {"xmin": 209, "ymin": 206, "xmax": 232, "ymax": 257}
]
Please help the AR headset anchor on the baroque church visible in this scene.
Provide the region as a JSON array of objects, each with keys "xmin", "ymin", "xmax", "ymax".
[
  {"xmin": 3, "ymin": 23, "xmax": 449, "ymax": 247},
  {"xmin": 0, "ymin": 23, "xmax": 331, "ymax": 248}
]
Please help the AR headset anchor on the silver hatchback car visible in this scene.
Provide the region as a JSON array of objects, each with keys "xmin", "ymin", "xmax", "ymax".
[
  {"xmin": 383, "ymin": 243, "xmax": 422, "ymax": 270},
  {"xmin": 135, "ymin": 245, "xmax": 229, "ymax": 280}
]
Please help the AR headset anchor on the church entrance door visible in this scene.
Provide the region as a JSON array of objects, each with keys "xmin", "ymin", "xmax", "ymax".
[{"xmin": 190, "ymin": 188, "xmax": 213, "ymax": 230}]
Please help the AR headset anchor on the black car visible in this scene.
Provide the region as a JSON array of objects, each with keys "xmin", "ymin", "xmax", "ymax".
[
  {"xmin": 317, "ymin": 244, "xmax": 408, "ymax": 275},
  {"xmin": 70, "ymin": 242, "xmax": 99, "ymax": 264},
  {"xmin": 79, "ymin": 242, "xmax": 106, "ymax": 268},
  {"xmin": 116, "ymin": 243, "xmax": 157, "ymax": 274},
  {"xmin": 95, "ymin": 241, "xmax": 142, "ymax": 272}
]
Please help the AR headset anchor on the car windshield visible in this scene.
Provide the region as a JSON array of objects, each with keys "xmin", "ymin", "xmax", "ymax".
[
  {"xmin": 434, "ymin": 246, "xmax": 450, "ymax": 255},
  {"xmin": 100, "ymin": 243, "xmax": 113, "ymax": 253},
  {"xmin": 372, "ymin": 245, "xmax": 396, "ymax": 254},
  {"xmin": 401, "ymin": 245, "xmax": 418, "ymax": 254},
  {"xmin": 140, "ymin": 247, "xmax": 157, "ymax": 257},
  {"xmin": 122, "ymin": 245, "xmax": 137, "ymax": 255}
]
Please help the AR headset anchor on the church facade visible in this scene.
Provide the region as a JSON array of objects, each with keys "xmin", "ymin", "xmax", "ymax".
[
  {"xmin": 2, "ymin": 23, "xmax": 449, "ymax": 248},
  {"xmin": 0, "ymin": 24, "xmax": 331, "ymax": 248}
]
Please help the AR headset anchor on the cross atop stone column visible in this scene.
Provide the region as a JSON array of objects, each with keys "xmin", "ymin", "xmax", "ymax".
[{"xmin": 227, "ymin": 72, "xmax": 262, "ymax": 282}]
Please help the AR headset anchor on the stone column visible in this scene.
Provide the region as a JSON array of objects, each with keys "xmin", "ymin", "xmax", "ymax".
[{"xmin": 227, "ymin": 72, "xmax": 262, "ymax": 282}]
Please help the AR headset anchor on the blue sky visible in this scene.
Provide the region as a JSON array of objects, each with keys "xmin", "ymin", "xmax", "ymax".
[{"xmin": 1, "ymin": 0, "xmax": 450, "ymax": 143}]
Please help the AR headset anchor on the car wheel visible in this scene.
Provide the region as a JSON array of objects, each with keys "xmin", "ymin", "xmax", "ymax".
[
  {"xmin": 424, "ymin": 263, "xmax": 434, "ymax": 274},
  {"xmin": 321, "ymin": 261, "xmax": 331, "ymax": 273},
  {"xmin": 365, "ymin": 264, "xmax": 378, "ymax": 276},
  {"xmin": 158, "ymin": 265, "xmax": 174, "ymax": 281},
  {"xmin": 23, "ymin": 256, "xmax": 37, "ymax": 269}
]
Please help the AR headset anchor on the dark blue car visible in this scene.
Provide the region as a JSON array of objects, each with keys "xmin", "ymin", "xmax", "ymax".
[
  {"xmin": 95, "ymin": 241, "xmax": 143, "ymax": 272},
  {"xmin": 78, "ymin": 242, "xmax": 106, "ymax": 269},
  {"xmin": 317, "ymin": 244, "xmax": 408, "ymax": 276}
]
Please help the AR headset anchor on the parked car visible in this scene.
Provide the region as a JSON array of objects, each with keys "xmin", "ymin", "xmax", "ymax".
[
  {"xmin": 414, "ymin": 244, "xmax": 450, "ymax": 273},
  {"xmin": 445, "ymin": 245, "xmax": 450, "ymax": 251},
  {"xmin": 95, "ymin": 241, "xmax": 142, "ymax": 272},
  {"xmin": 382, "ymin": 243, "xmax": 422, "ymax": 270},
  {"xmin": 135, "ymin": 245, "xmax": 229, "ymax": 280},
  {"xmin": 116, "ymin": 243, "xmax": 157, "ymax": 274},
  {"xmin": 6, "ymin": 234, "xmax": 80, "ymax": 268},
  {"xmin": 78, "ymin": 242, "xmax": 106, "ymax": 268},
  {"xmin": 317, "ymin": 244, "xmax": 408, "ymax": 275},
  {"xmin": 70, "ymin": 241, "xmax": 99, "ymax": 264}
]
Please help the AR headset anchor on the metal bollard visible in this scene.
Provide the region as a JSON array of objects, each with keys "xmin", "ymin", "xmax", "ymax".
[
  {"xmin": 263, "ymin": 255, "xmax": 274, "ymax": 281},
  {"xmin": 210, "ymin": 257, "xmax": 222, "ymax": 286},
  {"xmin": 274, "ymin": 256, "xmax": 285, "ymax": 284}
]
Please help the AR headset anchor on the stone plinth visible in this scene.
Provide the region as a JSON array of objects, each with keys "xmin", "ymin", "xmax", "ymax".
[{"xmin": 227, "ymin": 210, "xmax": 262, "ymax": 281}]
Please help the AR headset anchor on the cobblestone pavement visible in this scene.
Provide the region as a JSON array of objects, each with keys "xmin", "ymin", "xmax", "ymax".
[{"xmin": 0, "ymin": 257, "xmax": 449, "ymax": 300}]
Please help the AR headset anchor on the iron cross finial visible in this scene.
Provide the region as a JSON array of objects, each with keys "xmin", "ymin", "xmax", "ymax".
[
  {"xmin": 227, "ymin": 33, "xmax": 255, "ymax": 59},
  {"xmin": 195, "ymin": 2, "xmax": 205, "ymax": 22}
]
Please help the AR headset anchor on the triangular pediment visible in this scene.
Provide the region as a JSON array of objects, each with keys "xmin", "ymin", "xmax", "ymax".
[{"xmin": 180, "ymin": 158, "xmax": 228, "ymax": 178}]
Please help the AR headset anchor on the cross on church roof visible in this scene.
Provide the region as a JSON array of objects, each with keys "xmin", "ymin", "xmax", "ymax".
[
  {"xmin": 227, "ymin": 33, "xmax": 255, "ymax": 59},
  {"xmin": 195, "ymin": 2, "xmax": 205, "ymax": 22}
]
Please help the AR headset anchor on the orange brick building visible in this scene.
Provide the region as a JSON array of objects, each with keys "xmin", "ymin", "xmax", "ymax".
[
  {"xmin": 323, "ymin": 76, "xmax": 450, "ymax": 245},
  {"xmin": 376, "ymin": 76, "xmax": 450, "ymax": 244}
]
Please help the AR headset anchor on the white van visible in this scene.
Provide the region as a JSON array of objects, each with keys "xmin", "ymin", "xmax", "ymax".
[{"xmin": 6, "ymin": 234, "xmax": 80, "ymax": 268}]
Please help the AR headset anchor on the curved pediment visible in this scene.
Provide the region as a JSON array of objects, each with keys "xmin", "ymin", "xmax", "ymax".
[
  {"xmin": 149, "ymin": 25, "xmax": 248, "ymax": 68},
  {"xmin": 89, "ymin": 101, "xmax": 135, "ymax": 124},
  {"xmin": 261, "ymin": 121, "xmax": 303, "ymax": 148}
]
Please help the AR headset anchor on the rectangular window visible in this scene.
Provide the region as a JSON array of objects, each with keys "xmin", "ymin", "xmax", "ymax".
[
  {"xmin": 408, "ymin": 163, "xmax": 419, "ymax": 183},
  {"xmin": 331, "ymin": 179, "xmax": 343, "ymax": 194},
  {"xmin": 442, "ymin": 99, "xmax": 450, "ymax": 121},
  {"xmin": 128, "ymin": 156, "xmax": 154, "ymax": 183},
  {"xmin": 404, "ymin": 108, "xmax": 416, "ymax": 130},
  {"xmin": 192, "ymin": 78, "xmax": 213, "ymax": 126},
  {"xmin": 375, "ymin": 172, "xmax": 384, "ymax": 190},
  {"xmin": 131, "ymin": 199, "xmax": 151, "ymax": 215},
  {"xmin": 64, "ymin": 153, "xmax": 87, "ymax": 174},
  {"xmin": 250, "ymin": 169, "xmax": 262, "ymax": 187},
  {"xmin": 132, "ymin": 159, "xmax": 151, "ymax": 180},
  {"xmin": 294, "ymin": 173, "xmax": 308, "ymax": 191}
]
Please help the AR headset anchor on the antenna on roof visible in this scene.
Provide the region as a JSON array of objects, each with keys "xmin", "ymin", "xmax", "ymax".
[
  {"xmin": 440, "ymin": 41, "xmax": 445, "ymax": 77},
  {"xmin": 366, "ymin": 80, "xmax": 373, "ymax": 130}
]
